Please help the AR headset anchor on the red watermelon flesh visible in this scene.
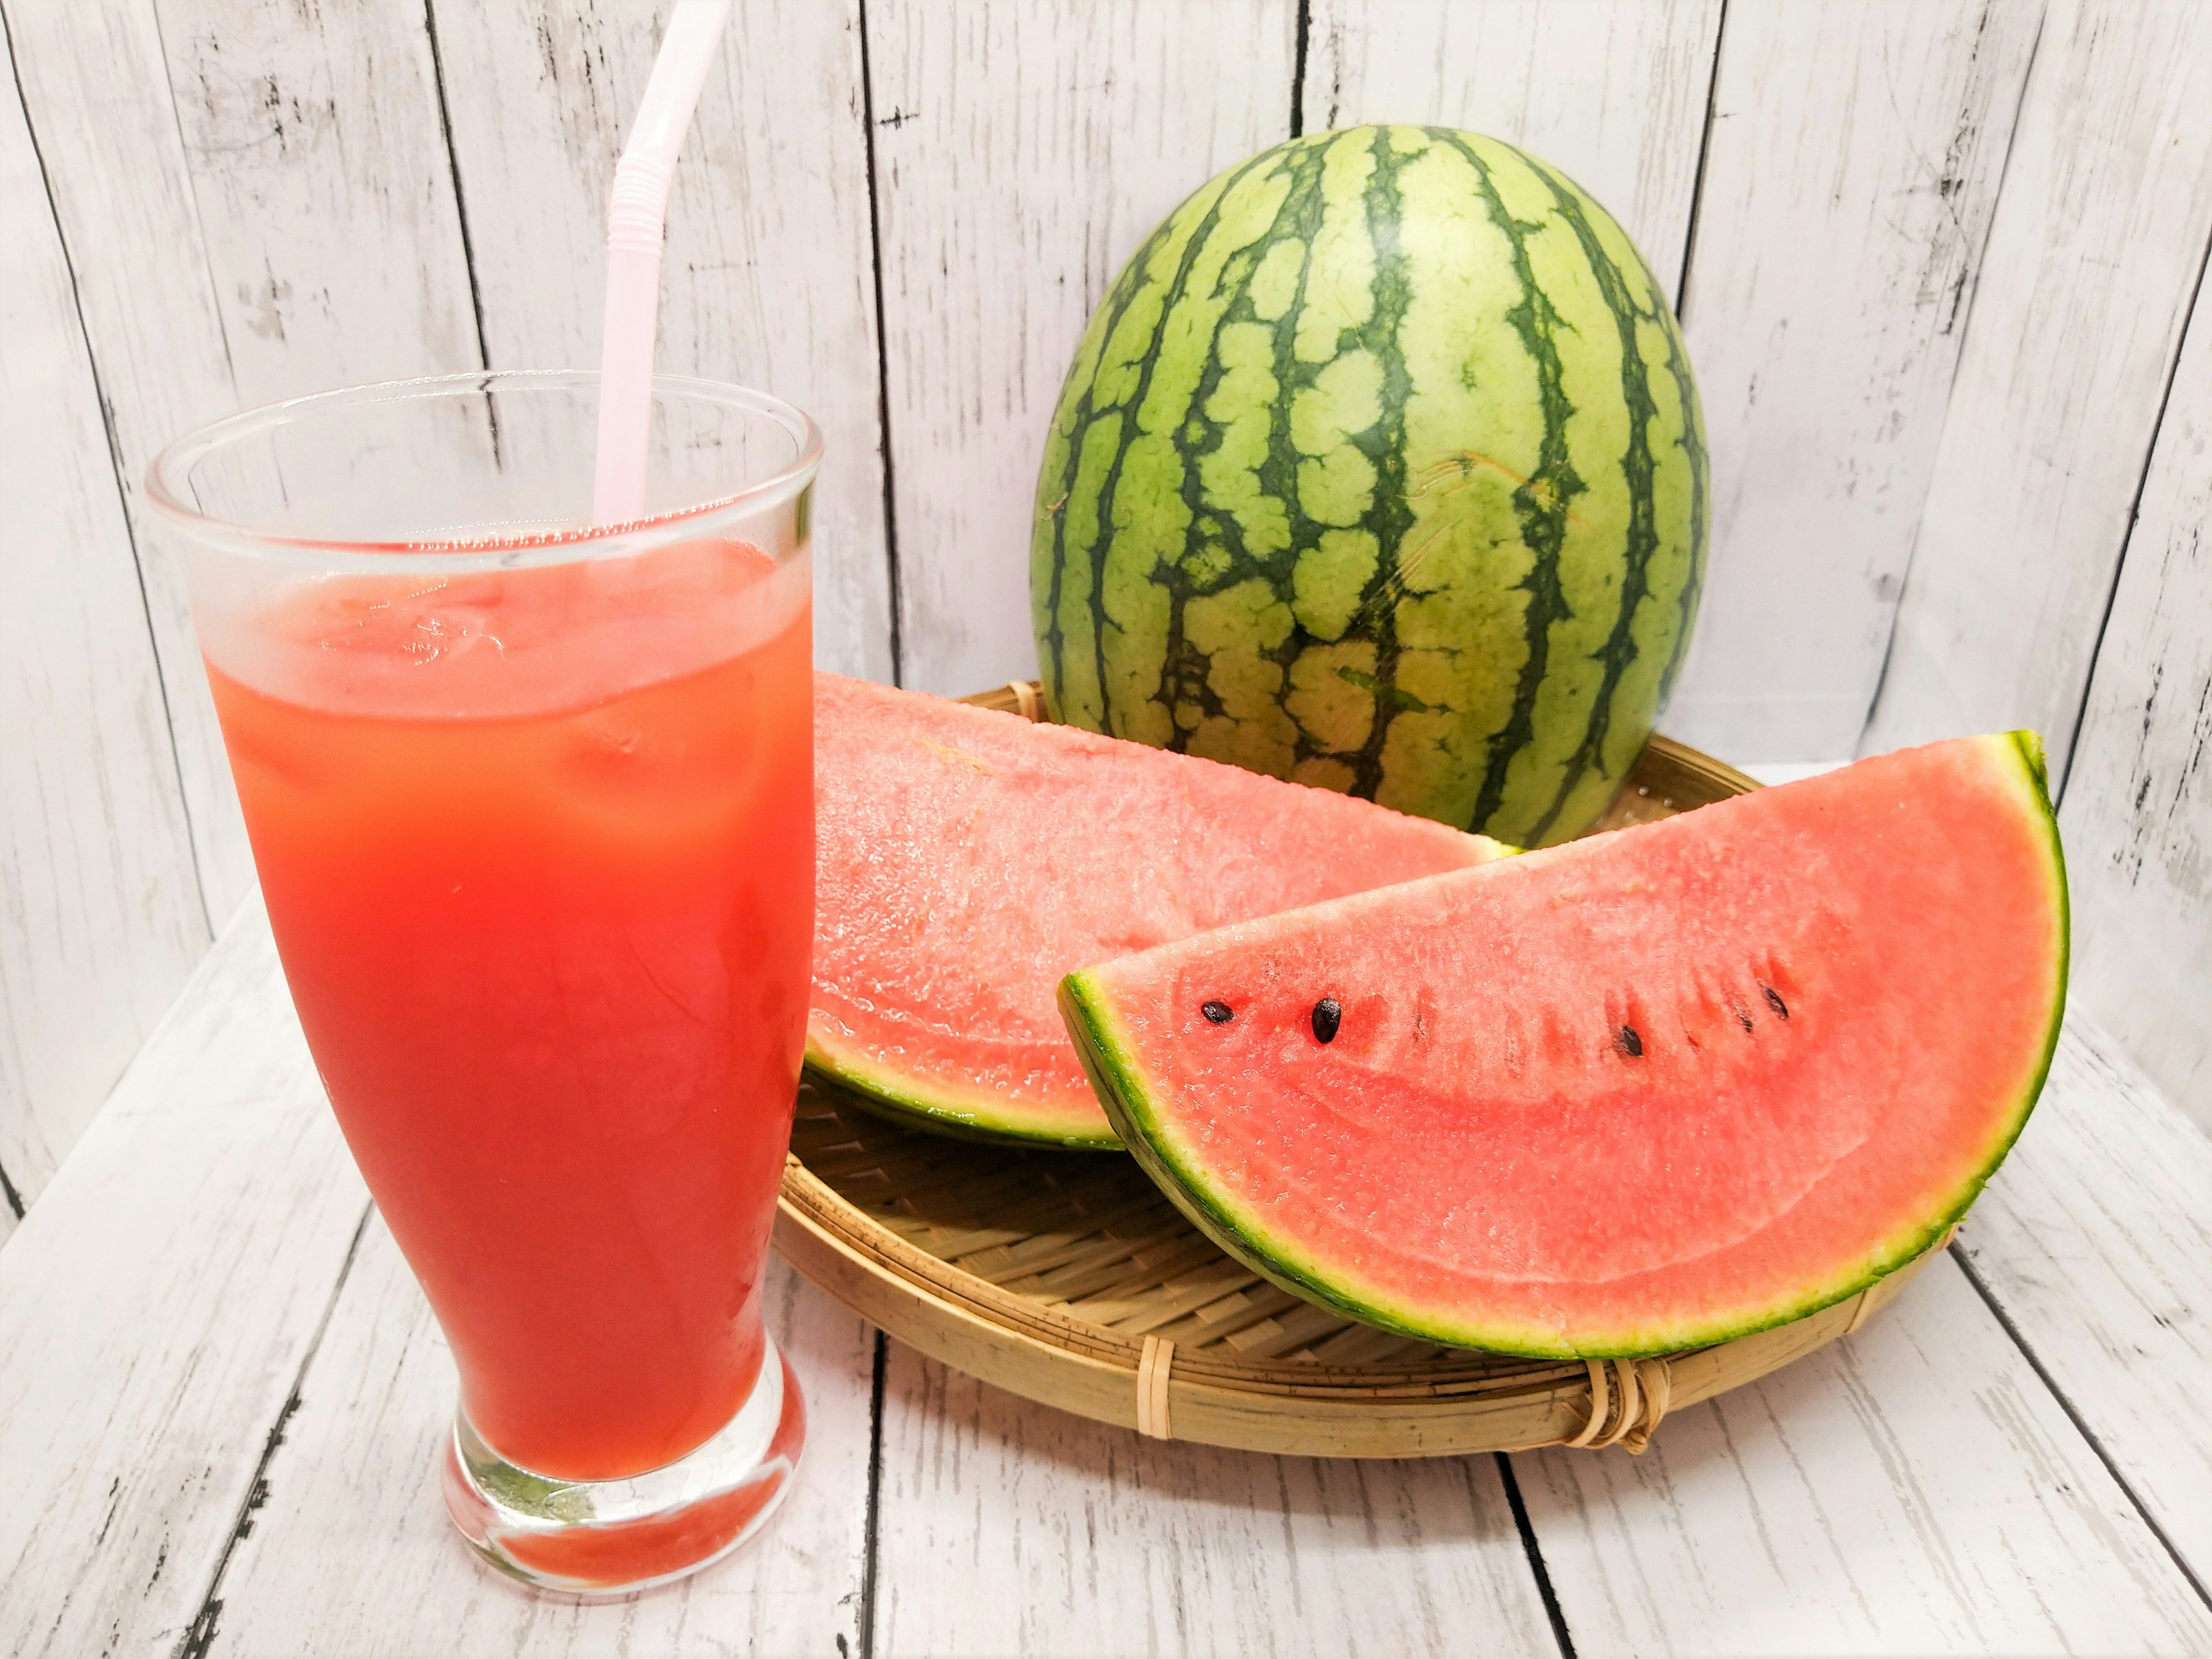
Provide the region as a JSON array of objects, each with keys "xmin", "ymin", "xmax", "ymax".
[
  {"xmin": 1059, "ymin": 733, "xmax": 2067, "ymax": 1354},
  {"xmin": 811, "ymin": 674, "xmax": 1509, "ymax": 1147}
]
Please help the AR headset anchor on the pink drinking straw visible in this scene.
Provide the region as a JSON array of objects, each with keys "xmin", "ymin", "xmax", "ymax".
[{"xmin": 592, "ymin": 0, "xmax": 733, "ymax": 525}]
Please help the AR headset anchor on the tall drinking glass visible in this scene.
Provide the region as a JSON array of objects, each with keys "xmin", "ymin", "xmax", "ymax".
[{"xmin": 147, "ymin": 372, "xmax": 819, "ymax": 1594}]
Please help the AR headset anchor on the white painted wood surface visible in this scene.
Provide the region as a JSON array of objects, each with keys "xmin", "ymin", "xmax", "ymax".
[
  {"xmin": 153, "ymin": 0, "xmax": 482, "ymax": 399},
  {"xmin": 1516, "ymin": 1243, "xmax": 2212, "ymax": 1656},
  {"xmin": 0, "ymin": 901, "xmax": 368, "ymax": 1659},
  {"xmin": 1661, "ymin": 0, "xmax": 2043, "ymax": 763},
  {"xmin": 1302, "ymin": 0, "xmax": 1722, "ymax": 303},
  {"xmin": 1960, "ymin": 1017, "xmax": 2212, "ymax": 1580},
  {"xmin": 0, "ymin": 33, "xmax": 208, "ymax": 1229},
  {"xmin": 2057, "ymin": 292, "xmax": 2212, "ymax": 1128},
  {"xmin": 871, "ymin": 1347, "xmax": 1558, "ymax": 1657},
  {"xmin": 5, "ymin": 0, "xmax": 253, "ymax": 919},
  {"xmin": 424, "ymin": 0, "xmax": 896, "ymax": 682},
  {"xmin": 208, "ymin": 1224, "xmax": 877, "ymax": 1659},
  {"xmin": 1863, "ymin": 0, "xmax": 2212, "ymax": 783},
  {"xmin": 865, "ymin": 0, "xmax": 1299, "ymax": 696}
]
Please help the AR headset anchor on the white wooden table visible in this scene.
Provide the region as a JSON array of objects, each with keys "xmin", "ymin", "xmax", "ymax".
[{"xmin": 2, "ymin": 885, "xmax": 2207, "ymax": 1658}]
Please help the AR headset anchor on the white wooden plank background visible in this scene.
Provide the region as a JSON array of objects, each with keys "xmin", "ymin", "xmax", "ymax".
[
  {"xmin": 1662, "ymin": 0, "xmax": 2045, "ymax": 764},
  {"xmin": 0, "ymin": 24, "xmax": 208, "ymax": 1230},
  {"xmin": 2055, "ymin": 287, "xmax": 2212, "ymax": 1128},
  {"xmin": 206, "ymin": 1226, "xmax": 877, "ymax": 1659},
  {"xmin": 1862, "ymin": 0, "xmax": 2212, "ymax": 785},
  {"xmin": 1514, "ymin": 1243, "xmax": 2212, "ymax": 1656},
  {"xmin": 871, "ymin": 1348, "xmax": 1559, "ymax": 1657},
  {"xmin": 0, "ymin": 902, "xmax": 368, "ymax": 1659},
  {"xmin": 153, "ymin": 0, "xmax": 481, "ymax": 399},
  {"xmin": 1959, "ymin": 1017, "xmax": 2212, "ymax": 1581},
  {"xmin": 865, "ymin": 0, "xmax": 1299, "ymax": 696},
  {"xmin": 425, "ymin": 0, "xmax": 896, "ymax": 683},
  {"xmin": 1301, "ymin": 0, "xmax": 1722, "ymax": 304},
  {"xmin": 4, "ymin": 0, "xmax": 254, "ymax": 919}
]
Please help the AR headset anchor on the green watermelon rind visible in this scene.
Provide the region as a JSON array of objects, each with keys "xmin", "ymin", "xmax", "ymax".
[
  {"xmin": 1058, "ymin": 732, "xmax": 2069, "ymax": 1358},
  {"xmin": 801, "ymin": 1039, "xmax": 1126, "ymax": 1153}
]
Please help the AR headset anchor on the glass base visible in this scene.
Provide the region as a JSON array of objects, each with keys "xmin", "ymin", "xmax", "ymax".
[{"xmin": 441, "ymin": 1338, "xmax": 805, "ymax": 1596}]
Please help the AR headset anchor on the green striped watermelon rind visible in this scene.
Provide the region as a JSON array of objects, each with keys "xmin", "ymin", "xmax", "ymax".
[
  {"xmin": 1029, "ymin": 123, "xmax": 1712, "ymax": 851},
  {"xmin": 1057, "ymin": 732, "xmax": 2069, "ymax": 1358},
  {"xmin": 800, "ymin": 1040, "xmax": 1127, "ymax": 1153}
]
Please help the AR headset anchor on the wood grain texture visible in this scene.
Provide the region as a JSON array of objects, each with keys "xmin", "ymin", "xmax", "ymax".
[
  {"xmin": 871, "ymin": 1346, "xmax": 1557, "ymax": 1657},
  {"xmin": 1862, "ymin": 0, "xmax": 2212, "ymax": 780},
  {"xmin": 2055, "ymin": 287, "xmax": 2212, "ymax": 1126},
  {"xmin": 1661, "ymin": 0, "xmax": 2043, "ymax": 762},
  {"xmin": 1962, "ymin": 1016, "xmax": 2212, "ymax": 1581},
  {"xmin": 153, "ymin": 0, "xmax": 480, "ymax": 396},
  {"xmin": 206, "ymin": 1223, "xmax": 877, "ymax": 1658},
  {"xmin": 0, "ymin": 33, "xmax": 209, "ymax": 1217},
  {"xmin": 423, "ymin": 0, "xmax": 896, "ymax": 681},
  {"xmin": 0, "ymin": 900, "xmax": 369, "ymax": 1659},
  {"xmin": 1301, "ymin": 0, "xmax": 1722, "ymax": 302},
  {"xmin": 866, "ymin": 0, "xmax": 1298, "ymax": 696},
  {"xmin": 1515, "ymin": 1244, "xmax": 2212, "ymax": 1656},
  {"xmin": 4, "ymin": 0, "xmax": 253, "ymax": 918}
]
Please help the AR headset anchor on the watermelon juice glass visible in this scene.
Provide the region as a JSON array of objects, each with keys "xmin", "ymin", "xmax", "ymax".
[{"xmin": 146, "ymin": 372, "xmax": 819, "ymax": 1594}]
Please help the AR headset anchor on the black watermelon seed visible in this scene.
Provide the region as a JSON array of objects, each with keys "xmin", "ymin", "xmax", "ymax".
[
  {"xmin": 1763, "ymin": 986, "xmax": 1789, "ymax": 1020},
  {"xmin": 1201, "ymin": 1001, "xmax": 1233, "ymax": 1025},
  {"xmin": 1733, "ymin": 1003, "xmax": 1755, "ymax": 1033},
  {"xmin": 1616, "ymin": 1025, "xmax": 1644, "ymax": 1058},
  {"xmin": 1312, "ymin": 998, "xmax": 1342, "ymax": 1043}
]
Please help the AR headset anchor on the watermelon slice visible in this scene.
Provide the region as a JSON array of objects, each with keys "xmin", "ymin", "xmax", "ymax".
[
  {"xmin": 1059, "ymin": 734, "xmax": 2067, "ymax": 1355},
  {"xmin": 810, "ymin": 675, "xmax": 1509, "ymax": 1148}
]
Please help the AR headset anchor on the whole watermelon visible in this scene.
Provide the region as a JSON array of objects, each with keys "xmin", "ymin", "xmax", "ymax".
[{"xmin": 1029, "ymin": 125, "xmax": 1708, "ymax": 846}]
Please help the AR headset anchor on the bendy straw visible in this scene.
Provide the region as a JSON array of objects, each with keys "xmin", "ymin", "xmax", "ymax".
[{"xmin": 591, "ymin": 1, "xmax": 732, "ymax": 525}]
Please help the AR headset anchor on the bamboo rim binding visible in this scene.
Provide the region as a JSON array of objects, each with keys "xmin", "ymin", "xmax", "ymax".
[
  {"xmin": 1005, "ymin": 679, "xmax": 1044, "ymax": 723},
  {"xmin": 1136, "ymin": 1336, "xmax": 1175, "ymax": 1439},
  {"xmin": 1143, "ymin": 1336, "xmax": 1667, "ymax": 1453},
  {"xmin": 1558, "ymin": 1358, "xmax": 1673, "ymax": 1454}
]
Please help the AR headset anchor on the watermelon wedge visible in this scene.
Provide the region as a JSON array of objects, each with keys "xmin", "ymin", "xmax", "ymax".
[
  {"xmin": 1059, "ymin": 734, "xmax": 2067, "ymax": 1355},
  {"xmin": 810, "ymin": 675, "xmax": 1510, "ymax": 1148}
]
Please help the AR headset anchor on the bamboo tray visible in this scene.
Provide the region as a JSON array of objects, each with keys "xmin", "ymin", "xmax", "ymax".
[{"xmin": 773, "ymin": 684, "xmax": 1942, "ymax": 1457}]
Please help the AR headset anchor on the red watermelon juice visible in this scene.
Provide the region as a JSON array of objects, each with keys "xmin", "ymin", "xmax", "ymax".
[{"xmin": 205, "ymin": 540, "xmax": 812, "ymax": 1483}]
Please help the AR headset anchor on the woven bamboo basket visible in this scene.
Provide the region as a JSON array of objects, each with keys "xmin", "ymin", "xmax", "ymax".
[{"xmin": 773, "ymin": 683, "xmax": 1944, "ymax": 1457}]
